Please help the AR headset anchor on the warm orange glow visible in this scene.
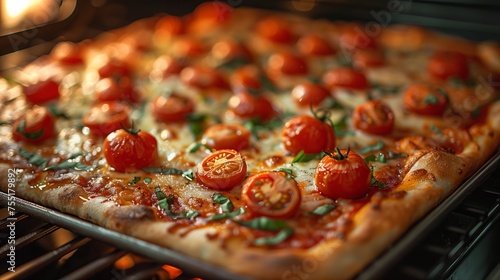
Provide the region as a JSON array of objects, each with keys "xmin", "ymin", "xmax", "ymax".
[
  {"xmin": 161, "ymin": 264, "xmax": 183, "ymax": 279},
  {"xmin": 114, "ymin": 254, "xmax": 135, "ymax": 270}
]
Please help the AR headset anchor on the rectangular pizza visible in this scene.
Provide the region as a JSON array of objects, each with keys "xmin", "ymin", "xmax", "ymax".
[{"xmin": 1, "ymin": 2, "xmax": 499, "ymax": 279}]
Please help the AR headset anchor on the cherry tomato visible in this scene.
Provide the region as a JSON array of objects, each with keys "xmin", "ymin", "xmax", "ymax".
[
  {"xmin": 82, "ymin": 102, "xmax": 131, "ymax": 137},
  {"xmin": 323, "ymin": 68, "xmax": 368, "ymax": 90},
  {"xmin": 231, "ymin": 66, "xmax": 262, "ymax": 92},
  {"xmin": 50, "ymin": 42, "xmax": 84, "ymax": 65},
  {"xmin": 12, "ymin": 105, "xmax": 55, "ymax": 143},
  {"xmin": 228, "ymin": 91, "xmax": 276, "ymax": 121},
  {"xmin": 103, "ymin": 127, "xmax": 158, "ymax": 172},
  {"xmin": 172, "ymin": 37, "xmax": 206, "ymax": 57},
  {"xmin": 291, "ymin": 82, "xmax": 330, "ymax": 107},
  {"xmin": 201, "ymin": 123, "xmax": 251, "ymax": 151},
  {"xmin": 430, "ymin": 127, "xmax": 471, "ymax": 154},
  {"xmin": 352, "ymin": 49, "xmax": 385, "ymax": 69},
  {"xmin": 151, "ymin": 94, "xmax": 195, "ymax": 123},
  {"xmin": 282, "ymin": 115, "xmax": 336, "ymax": 154},
  {"xmin": 339, "ymin": 26, "xmax": 377, "ymax": 51},
  {"xmin": 428, "ymin": 51, "xmax": 469, "ymax": 81},
  {"xmin": 211, "ymin": 40, "xmax": 252, "ymax": 64},
  {"xmin": 297, "ymin": 34, "xmax": 336, "ymax": 56},
  {"xmin": 149, "ymin": 55, "xmax": 184, "ymax": 81},
  {"xmin": 315, "ymin": 149, "xmax": 371, "ymax": 199},
  {"xmin": 267, "ymin": 52, "xmax": 308, "ymax": 76},
  {"xmin": 180, "ymin": 66, "xmax": 229, "ymax": 90},
  {"xmin": 196, "ymin": 149, "xmax": 247, "ymax": 191},
  {"xmin": 403, "ymin": 84, "xmax": 449, "ymax": 116},
  {"xmin": 241, "ymin": 171, "xmax": 301, "ymax": 218},
  {"xmin": 154, "ymin": 15, "xmax": 184, "ymax": 38},
  {"xmin": 98, "ymin": 59, "xmax": 131, "ymax": 79},
  {"xmin": 352, "ymin": 100, "xmax": 395, "ymax": 135},
  {"xmin": 94, "ymin": 77, "xmax": 140, "ymax": 103},
  {"xmin": 23, "ymin": 79, "xmax": 60, "ymax": 104},
  {"xmin": 192, "ymin": 1, "xmax": 233, "ymax": 23},
  {"xmin": 255, "ymin": 17, "xmax": 295, "ymax": 44}
]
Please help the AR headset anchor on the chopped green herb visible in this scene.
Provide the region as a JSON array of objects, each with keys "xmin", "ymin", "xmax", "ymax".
[
  {"xmin": 16, "ymin": 120, "xmax": 44, "ymax": 140},
  {"xmin": 187, "ymin": 142, "xmax": 212, "ymax": 153},
  {"xmin": 143, "ymin": 177, "xmax": 152, "ymax": 184},
  {"xmin": 181, "ymin": 169, "xmax": 194, "ymax": 181},
  {"xmin": 43, "ymin": 161, "xmax": 93, "ymax": 171},
  {"xmin": 155, "ymin": 187, "xmax": 200, "ymax": 219},
  {"xmin": 208, "ymin": 208, "xmax": 244, "ymax": 221},
  {"xmin": 238, "ymin": 217, "xmax": 293, "ymax": 246},
  {"xmin": 213, "ymin": 193, "xmax": 234, "ymax": 212},
  {"xmin": 128, "ymin": 176, "xmax": 141, "ymax": 185},
  {"xmin": 423, "ymin": 94, "xmax": 438, "ymax": 105},
  {"xmin": 277, "ymin": 168, "xmax": 294, "ymax": 177},
  {"xmin": 364, "ymin": 152, "xmax": 386, "ymax": 164},
  {"xmin": 430, "ymin": 124, "xmax": 442, "ymax": 135},
  {"xmin": 217, "ymin": 56, "xmax": 248, "ymax": 69},
  {"xmin": 47, "ymin": 105, "xmax": 70, "ymax": 119},
  {"xmin": 311, "ymin": 204, "xmax": 336, "ymax": 216},
  {"xmin": 186, "ymin": 113, "xmax": 207, "ymax": 139},
  {"xmin": 0, "ymin": 121, "xmax": 11, "ymax": 126},
  {"xmin": 253, "ymin": 228, "xmax": 294, "ymax": 246},
  {"xmin": 387, "ymin": 151, "xmax": 408, "ymax": 160},
  {"xmin": 359, "ymin": 141, "xmax": 385, "ymax": 154},
  {"xmin": 291, "ymin": 150, "xmax": 323, "ymax": 163},
  {"xmin": 370, "ymin": 166, "xmax": 386, "ymax": 189}
]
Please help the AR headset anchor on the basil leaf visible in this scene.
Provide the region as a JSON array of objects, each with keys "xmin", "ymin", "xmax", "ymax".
[
  {"xmin": 143, "ymin": 167, "xmax": 186, "ymax": 175},
  {"xmin": 238, "ymin": 217, "xmax": 289, "ymax": 231},
  {"xmin": 217, "ymin": 56, "xmax": 248, "ymax": 70},
  {"xmin": 18, "ymin": 149, "xmax": 48, "ymax": 167},
  {"xmin": 186, "ymin": 113, "xmax": 207, "ymax": 139},
  {"xmin": 47, "ymin": 105, "xmax": 70, "ymax": 119},
  {"xmin": 155, "ymin": 187, "xmax": 200, "ymax": 219},
  {"xmin": 311, "ymin": 204, "xmax": 336, "ymax": 216},
  {"xmin": 253, "ymin": 228, "xmax": 293, "ymax": 246},
  {"xmin": 0, "ymin": 121, "xmax": 11, "ymax": 126},
  {"xmin": 16, "ymin": 120, "xmax": 44, "ymax": 140},
  {"xmin": 370, "ymin": 166, "xmax": 386, "ymax": 189},
  {"xmin": 292, "ymin": 150, "xmax": 323, "ymax": 163},
  {"xmin": 182, "ymin": 170, "xmax": 194, "ymax": 181},
  {"xmin": 213, "ymin": 193, "xmax": 234, "ymax": 212},
  {"xmin": 364, "ymin": 152, "xmax": 386, "ymax": 164},
  {"xmin": 43, "ymin": 162, "xmax": 93, "ymax": 171},
  {"xmin": 359, "ymin": 141, "xmax": 385, "ymax": 154},
  {"xmin": 208, "ymin": 208, "xmax": 244, "ymax": 221},
  {"xmin": 277, "ymin": 168, "xmax": 294, "ymax": 177},
  {"xmin": 387, "ymin": 151, "xmax": 408, "ymax": 160},
  {"xmin": 188, "ymin": 142, "xmax": 212, "ymax": 153}
]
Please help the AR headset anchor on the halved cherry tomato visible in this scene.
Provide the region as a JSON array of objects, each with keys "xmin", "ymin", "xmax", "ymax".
[
  {"xmin": 267, "ymin": 52, "xmax": 308, "ymax": 76},
  {"xmin": 282, "ymin": 115, "xmax": 336, "ymax": 154},
  {"xmin": 154, "ymin": 15, "xmax": 184, "ymax": 38},
  {"xmin": 50, "ymin": 42, "xmax": 84, "ymax": 65},
  {"xmin": 428, "ymin": 51, "xmax": 469, "ymax": 81},
  {"xmin": 323, "ymin": 68, "xmax": 368, "ymax": 90},
  {"xmin": 339, "ymin": 26, "xmax": 377, "ymax": 51},
  {"xmin": 297, "ymin": 34, "xmax": 336, "ymax": 56},
  {"xmin": 151, "ymin": 94, "xmax": 195, "ymax": 123},
  {"xmin": 231, "ymin": 66, "xmax": 262, "ymax": 92},
  {"xmin": 241, "ymin": 171, "xmax": 301, "ymax": 218},
  {"xmin": 12, "ymin": 105, "xmax": 55, "ymax": 143},
  {"xmin": 352, "ymin": 100, "xmax": 395, "ymax": 135},
  {"xmin": 352, "ymin": 49, "xmax": 385, "ymax": 69},
  {"xmin": 291, "ymin": 82, "xmax": 330, "ymax": 107},
  {"xmin": 255, "ymin": 17, "xmax": 295, "ymax": 44},
  {"xmin": 149, "ymin": 55, "xmax": 184, "ymax": 81},
  {"xmin": 82, "ymin": 102, "xmax": 131, "ymax": 137},
  {"xmin": 98, "ymin": 59, "xmax": 131, "ymax": 79},
  {"xmin": 94, "ymin": 77, "xmax": 140, "ymax": 103},
  {"xmin": 103, "ymin": 127, "xmax": 158, "ymax": 172},
  {"xmin": 227, "ymin": 91, "xmax": 276, "ymax": 121},
  {"xmin": 196, "ymin": 149, "xmax": 247, "ymax": 191},
  {"xmin": 23, "ymin": 79, "xmax": 60, "ymax": 104},
  {"xmin": 201, "ymin": 123, "xmax": 251, "ymax": 151},
  {"xmin": 180, "ymin": 66, "xmax": 229, "ymax": 90},
  {"xmin": 403, "ymin": 84, "xmax": 449, "ymax": 116},
  {"xmin": 315, "ymin": 149, "xmax": 371, "ymax": 199}
]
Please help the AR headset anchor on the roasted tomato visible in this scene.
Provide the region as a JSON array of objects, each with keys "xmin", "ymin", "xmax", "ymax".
[
  {"xmin": 196, "ymin": 149, "xmax": 247, "ymax": 191},
  {"xmin": 403, "ymin": 84, "xmax": 449, "ymax": 116},
  {"xmin": 339, "ymin": 26, "xmax": 377, "ymax": 51},
  {"xmin": 352, "ymin": 100, "xmax": 395, "ymax": 135},
  {"xmin": 94, "ymin": 77, "xmax": 140, "ymax": 103},
  {"xmin": 315, "ymin": 149, "xmax": 371, "ymax": 199},
  {"xmin": 267, "ymin": 52, "xmax": 308, "ymax": 76},
  {"xmin": 12, "ymin": 105, "xmax": 55, "ymax": 143},
  {"xmin": 23, "ymin": 79, "xmax": 60, "ymax": 104},
  {"xmin": 228, "ymin": 91, "xmax": 276, "ymax": 121},
  {"xmin": 282, "ymin": 115, "xmax": 336, "ymax": 155},
  {"xmin": 149, "ymin": 55, "xmax": 184, "ymax": 80},
  {"xmin": 82, "ymin": 101, "xmax": 131, "ymax": 137},
  {"xmin": 241, "ymin": 171, "xmax": 301, "ymax": 218},
  {"xmin": 103, "ymin": 127, "xmax": 158, "ymax": 172},
  {"xmin": 151, "ymin": 94, "xmax": 195, "ymax": 123},
  {"xmin": 297, "ymin": 34, "xmax": 336, "ymax": 56},
  {"xmin": 255, "ymin": 17, "xmax": 295, "ymax": 44},
  {"xmin": 231, "ymin": 66, "xmax": 262, "ymax": 92},
  {"xmin": 430, "ymin": 127, "xmax": 472, "ymax": 154},
  {"xmin": 291, "ymin": 82, "xmax": 330, "ymax": 107},
  {"xmin": 50, "ymin": 41, "xmax": 84, "ymax": 65},
  {"xmin": 428, "ymin": 51, "xmax": 469, "ymax": 81},
  {"xmin": 201, "ymin": 123, "xmax": 251, "ymax": 151},
  {"xmin": 323, "ymin": 68, "xmax": 368, "ymax": 90},
  {"xmin": 352, "ymin": 49, "xmax": 385, "ymax": 69},
  {"xmin": 98, "ymin": 59, "xmax": 131, "ymax": 79},
  {"xmin": 180, "ymin": 66, "xmax": 229, "ymax": 90}
]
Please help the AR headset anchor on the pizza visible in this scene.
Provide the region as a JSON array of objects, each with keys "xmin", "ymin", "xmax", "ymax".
[{"xmin": 1, "ymin": 2, "xmax": 500, "ymax": 279}]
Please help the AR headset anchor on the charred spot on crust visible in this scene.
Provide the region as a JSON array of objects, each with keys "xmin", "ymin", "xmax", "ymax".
[{"xmin": 56, "ymin": 184, "xmax": 88, "ymax": 206}]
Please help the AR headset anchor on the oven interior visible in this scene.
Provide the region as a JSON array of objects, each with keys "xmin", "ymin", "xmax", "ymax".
[{"xmin": 1, "ymin": 1, "xmax": 500, "ymax": 279}]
